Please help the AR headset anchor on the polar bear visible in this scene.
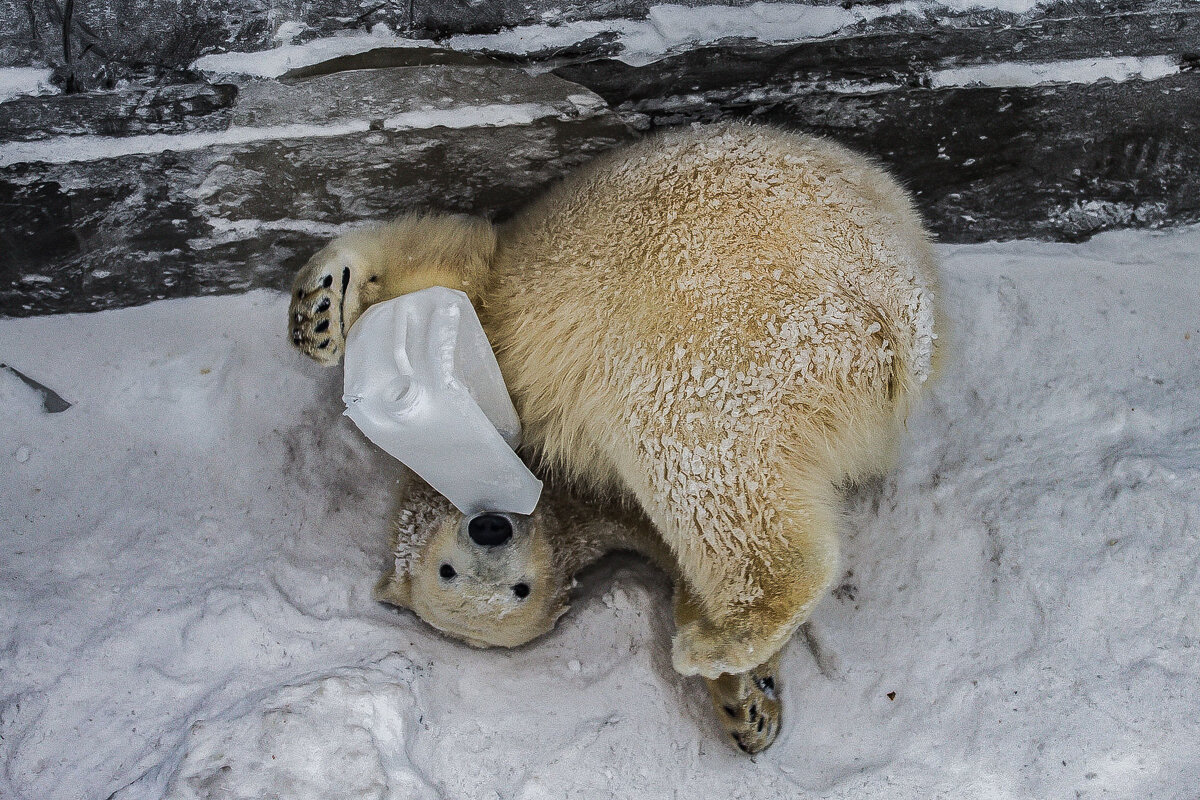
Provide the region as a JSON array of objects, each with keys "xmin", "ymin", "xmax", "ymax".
[
  {"xmin": 288, "ymin": 122, "xmax": 940, "ymax": 733},
  {"xmin": 373, "ymin": 475, "xmax": 785, "ymax": 753}
]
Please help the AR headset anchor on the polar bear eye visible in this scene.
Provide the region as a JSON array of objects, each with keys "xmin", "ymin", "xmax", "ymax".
[
  {"xmin": 512, "ymin": 582, "xmax": 530, "ymax": 599},
  {"xmin": 439, "ymin": 563, "xmax": 456, "ymax": 580}
]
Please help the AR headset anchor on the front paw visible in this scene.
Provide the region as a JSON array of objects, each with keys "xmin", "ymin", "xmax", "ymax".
[{"xmin": 288, "ymin": 248, "xmax": 356, "ymax": 366}]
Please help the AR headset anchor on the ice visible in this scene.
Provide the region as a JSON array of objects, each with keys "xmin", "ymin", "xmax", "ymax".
[{"xmin": 342, "ymin": 287, "xmax": 543, "ymax": 516}]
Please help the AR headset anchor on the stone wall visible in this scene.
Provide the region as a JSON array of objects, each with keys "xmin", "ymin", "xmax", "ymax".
[{"xmin": 2, "ymin": 0, "xmax": 1198, "ymax": 315}]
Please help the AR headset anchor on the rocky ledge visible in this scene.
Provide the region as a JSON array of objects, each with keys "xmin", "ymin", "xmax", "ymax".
[
  {"xmin": 0, "ymin": 65, "xmax": 633, "ymax": 316},
  {"xmin": 2, "ymin": 0, "xmax": 1199, "ymax": 316}
]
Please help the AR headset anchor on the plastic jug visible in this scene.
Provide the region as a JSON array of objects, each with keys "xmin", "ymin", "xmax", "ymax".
[{"xmin": 342, "ymin": 287, "xmax": 543, "ymax": 516}]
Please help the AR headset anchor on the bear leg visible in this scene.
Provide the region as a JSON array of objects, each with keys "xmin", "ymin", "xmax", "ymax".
[
  {"xmin": 705, "ymin": 653, "xmax": 783, "ymax": 755},
  {"xmin": 669, "ymin": 481, "xmax": 838, "ymax": 680},
  {"xmin": 676, "ymin": 584, "xmax": 783, "ymax": 754}
]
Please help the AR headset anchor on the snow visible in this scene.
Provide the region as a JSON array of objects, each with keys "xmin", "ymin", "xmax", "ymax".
[
  {"xmin": 446, "ymin": 2, "xmax": 887, "ymax": 65},
  {"xmin": 2, "ymin": 225, "xmax": 1199, "ymax": 799},
  {"xmin": 929, "ymin": 55, "xmax": 1181, "ymax": 89},
  {"xmin": 0, "ymin": 101, "xmax": 586, "ymax": 167},
  {"xmin": 191, "ymin": 1, "xmax": 1054, "ymax": 73},
  {"xmin": 0, "ymin": 67, "xmax": 58, "ymax": 103},
  {"xmin": 192, "ymin": 24, "xmax": 436, "ymax": 79}
]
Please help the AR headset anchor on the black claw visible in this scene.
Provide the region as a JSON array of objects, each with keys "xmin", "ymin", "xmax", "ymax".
[
  {"xmin": 757, "ymin": 717, "xmax": 765, "ymax": 733},
  {"xmin": 316, "ymin": 297, "xmax": 330, "ymax": 312},
  {"xmin": 723, "ymin": 705, "xmax": 737, "ymax": 717},
  {"xmin": 314, "ymin": 320, "xmax": 329, "ymax": 333},
  {"xmin": 318, "ymin": 339, "xmax": 331, "ymax": 349},
  {"xmin": 291, "ymin": 329, "xmax": 302, "ymax": 343},
  {"xmin": 296, "ymin": 289, "xmax": 303, "ymax": 298},
  {"xmin": 322, "ymin": 274, "xmax": 333, "ymax": 288},
  {"xmin": 341, "ymin": 267, "xmax": 350, "ymax": 293},
  {"xmin": 749, "ymin": 704, "xmax": 757, "ymax": 721}
]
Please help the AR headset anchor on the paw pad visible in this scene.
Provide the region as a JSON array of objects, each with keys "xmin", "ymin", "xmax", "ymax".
[
  {"xmin": 706, "ymin": 666, "xmax": 781, "ymax": 755},
  {"xmin": 288, "ymin": 254, "xmax": 355, "ymax": 366}
]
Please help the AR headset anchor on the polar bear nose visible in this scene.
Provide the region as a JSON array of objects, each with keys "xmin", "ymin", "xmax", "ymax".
[{"xmin": 467, "ymin": 513, "xmax": 513, "ymax": 546}]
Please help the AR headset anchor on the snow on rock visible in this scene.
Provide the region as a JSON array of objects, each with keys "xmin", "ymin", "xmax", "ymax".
[
  {"xmin": 2, "ymin": 226, "xmax": 1199, "ymax": 799},
  {"xmin": 0, "ymin": 65, "xmax": 611, "ymax": 168},
  {"xmin": 0, "ymin": 102, "xmax": 582, "ymax": 168},
  {"xmin": 192, "ymin": 24, "xmax": 436, "ymax": 79},
  {"xmin": 0, "ymin": 67, "xmax": 58, "ymax": 103},
  {"xmin": 929, "ymin": 55, "xmax": 1181, "ymax": 89},
  {"xmin": 445, "ymin": 2, "xmax": 882, "ymax": 65},
  {"xmin": 191, "ymin": 1, "xmax": 1056, "ymax": 73}
]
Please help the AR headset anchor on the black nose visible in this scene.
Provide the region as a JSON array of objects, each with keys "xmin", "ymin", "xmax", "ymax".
[{"xmin": 468, "ymin": 513, "xmax": 513, "ymax": 546}]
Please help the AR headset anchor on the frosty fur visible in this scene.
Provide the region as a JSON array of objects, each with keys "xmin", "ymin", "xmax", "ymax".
[
  {"xmin": 373, "ymin": 476, "xmax": 783, "ymax": 753},
  {"xmin": 289, "ymin": 122, "xmax": 940, "ymax": 680}
]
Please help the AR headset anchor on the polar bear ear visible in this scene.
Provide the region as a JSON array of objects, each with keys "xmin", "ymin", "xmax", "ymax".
[{"xmin": 373, "ymin": 567, "xmax": 412, "ymax": 609}]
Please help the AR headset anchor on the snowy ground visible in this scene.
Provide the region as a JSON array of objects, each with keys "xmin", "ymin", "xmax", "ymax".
[{"xmin": 2, "ymin": 226, "xmax": 1198, "ymax": 799}]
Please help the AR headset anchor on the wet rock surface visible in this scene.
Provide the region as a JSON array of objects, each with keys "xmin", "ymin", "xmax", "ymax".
[
  {"xmin": 0, "ymin": 65, "xmax": 633, "ymax": 316},
  {"xmin": 566, "ymin": 68, "xmax": 1200, "ymax": 244},
  {"xmin": 0, "ymin": 82, "xmax": 238, "ymax": 141},
  {"xmin": 2, "ymin": 1, "xmax": 1199, "ymax": 315}
]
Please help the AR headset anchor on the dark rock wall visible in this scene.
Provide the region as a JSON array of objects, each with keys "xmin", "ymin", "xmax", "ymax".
[
  {"xmin": 555, "ymin": 6, "xmax": 1200, "ymax": 242},
  {"xmin": 1, "ymin": 1, "xmax": 407, "ymax": 88},
  {"xmin": 0, "ymin": 66, "xmax": 633, "ymax": 315},
  {"xmin": 1, "ymin": 0, "xmax": 767, "ymax": 85},
  {"xmin": 2, "ymin": 0, "xmax": 1198, "ymax": 316}
]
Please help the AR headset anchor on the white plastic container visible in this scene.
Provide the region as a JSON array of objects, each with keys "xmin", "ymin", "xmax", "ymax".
[{"xmin": 342, "ymin": 287, "xmax": 543, "ymax": 516}]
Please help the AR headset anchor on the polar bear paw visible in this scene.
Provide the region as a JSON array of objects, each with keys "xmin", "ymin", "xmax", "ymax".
[
  {"xmin": 289, "ymin": 247, "xmax": 361, "ymax": 366},
  {"xmin": 706, "ymin": 654, "xmax": 782, "ymax": 755},
  {"xmin": 673, "ymin": 616, "xmax": 778, "ymax": 679}
]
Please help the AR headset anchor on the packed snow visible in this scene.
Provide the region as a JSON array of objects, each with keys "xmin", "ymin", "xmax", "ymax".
[
  {"xmin": 2, "ymin": 225, "xmax": 1199, "ymax": 799},
  {"xmin": 0, "ymin": 99, "xmax": 600, "ymax": 168}
]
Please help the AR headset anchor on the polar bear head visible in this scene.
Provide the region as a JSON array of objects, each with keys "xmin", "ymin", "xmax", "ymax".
[{"xmin": 373, "ymin": 482, "xmax": 573, "ymax": 649}]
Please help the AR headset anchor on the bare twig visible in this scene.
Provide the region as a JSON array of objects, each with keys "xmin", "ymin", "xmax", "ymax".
[
  {"xmin": 61, "ymin": 0, "xmax": 76, "ymax": 92},
  {"xmin": 61, "ymin": 0, "xmax": 72, "ymax": 62},
  {"xmin": 24, "ymin": 0, "xmax": 39, "ymax": 42},
  {"xmin": 354, "ymin": 2, "xmax": 388, "ymax": 25}
]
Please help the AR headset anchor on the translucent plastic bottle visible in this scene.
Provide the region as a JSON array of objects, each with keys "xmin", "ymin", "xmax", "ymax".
[{"xmin": 342, "ymin": 287, "xmax": 543, "ymax": 516}]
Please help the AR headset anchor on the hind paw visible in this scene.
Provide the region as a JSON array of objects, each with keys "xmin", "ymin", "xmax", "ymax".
[{"xmin": 706, "ymin": 655, "xmax": 782, "ymax": 755}]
